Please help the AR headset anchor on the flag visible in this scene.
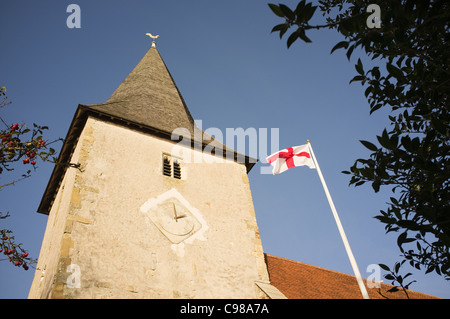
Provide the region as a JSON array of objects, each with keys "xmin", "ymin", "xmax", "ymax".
[
  {"xmin": 266, "ymin": 144, "xmax": 315, "ymax": 175},
  {"xmin": 265, "ymin": 141, "xmax": 370, "ymax": 299}
]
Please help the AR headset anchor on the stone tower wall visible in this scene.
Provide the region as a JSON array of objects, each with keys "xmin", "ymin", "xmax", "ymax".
[{"xmin": 29, "ymin": 117, "xmax": 269, "ymax": 298}]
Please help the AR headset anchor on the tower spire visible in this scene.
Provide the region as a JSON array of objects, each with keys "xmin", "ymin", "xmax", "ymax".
[{"xmin": 87, "ymin": 35, "xmax": 196, "ymax": 138}]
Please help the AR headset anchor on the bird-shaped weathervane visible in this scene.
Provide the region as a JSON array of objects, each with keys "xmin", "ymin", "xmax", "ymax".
[{"xmin": 146, "ymin": 33, "xmax": 159, "ymax": 47}]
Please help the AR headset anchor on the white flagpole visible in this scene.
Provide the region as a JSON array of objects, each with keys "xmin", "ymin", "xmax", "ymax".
[{"xmin": 306, "ymin": 140, "xmax": 370, "ymax": 299}]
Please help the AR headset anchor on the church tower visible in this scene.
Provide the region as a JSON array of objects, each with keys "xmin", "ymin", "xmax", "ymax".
[{"xmin": 28, "ymin": 39, "xmax": 282, "ymax": 299}]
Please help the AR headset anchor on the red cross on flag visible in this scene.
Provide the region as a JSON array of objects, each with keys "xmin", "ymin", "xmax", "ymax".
[{"xmin": 266, "ymin": 144, "xmax": 316, "ymax": 175}]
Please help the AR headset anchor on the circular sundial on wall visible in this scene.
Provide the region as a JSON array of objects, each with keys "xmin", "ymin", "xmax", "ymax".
[
  {"xmin": 158, "ymin": 202, "xmax": 194, "ymax": 236},
  {"xmin": 152, "ymin": 200, "xmax": 199, "ymax": 241},
  {"xmin": 140, "ymin": 189, "xmax": 205, "ymax": 245}
]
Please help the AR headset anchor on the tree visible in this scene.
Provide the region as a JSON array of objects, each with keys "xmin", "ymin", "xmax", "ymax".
[
  {"xmin": 268, "ymin": 0, "xmax": 450, "ymax": 287},
  {"xmin": 0, "ymin": 86, "xmax": 58, "ymax": 270}
]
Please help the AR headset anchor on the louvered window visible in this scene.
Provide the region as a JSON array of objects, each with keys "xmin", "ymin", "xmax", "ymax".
[
  {"xmin": 173, "ymin": 160, "xmax": 181, "ymax": 179},
  {"xmin": 162, "ymin": 154, "xmax": 182, "ymax": 179},
  {"xmin": 163, "ymin": 156, "xmax": 172, "ymax": 177}
]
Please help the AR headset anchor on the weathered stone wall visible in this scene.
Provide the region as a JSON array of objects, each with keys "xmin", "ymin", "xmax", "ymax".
[{"xmin": 29, "ymin": 117, "xmax": 269, "ymax": 298}]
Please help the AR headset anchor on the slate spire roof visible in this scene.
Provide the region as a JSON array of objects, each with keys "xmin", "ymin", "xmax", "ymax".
[{"xmin": 86, "ymin": 46, "xmax": 197, "ymax": 137}]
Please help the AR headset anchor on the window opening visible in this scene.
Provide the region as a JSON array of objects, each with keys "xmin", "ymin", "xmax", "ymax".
[{"xmin": 162, "ymin": 154, "xmax": 182, "ymax": 179}]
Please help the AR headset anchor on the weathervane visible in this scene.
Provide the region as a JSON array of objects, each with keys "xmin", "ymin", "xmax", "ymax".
[{"xmin": 146, "ymin": 33, "xmax": 159, "ymax": 47}]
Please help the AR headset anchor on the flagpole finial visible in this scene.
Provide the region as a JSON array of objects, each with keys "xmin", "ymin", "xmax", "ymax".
[{"xmin": 306, "ymin": 140, "xmax": 310, "ymax": 144}]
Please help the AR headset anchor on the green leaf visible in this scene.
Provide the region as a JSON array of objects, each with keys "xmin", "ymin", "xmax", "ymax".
[
  {"xmin": 370, "ymin": 103, "xmax": 383, "ymax": 114},
  {"xmin": 349, "ymin": 75, "xmax": 365, "ymax": 84},
  {"xmin": 390, "ymin": 197, "xmax": 398, "ymax": 205},
  {"xmin": 355, "ymin": 58, "xmax": 364, "ymax": 75},
  {"xmin": 425, "ymin": 265, "xmax": 435, "ymax": 274},
  {"xmin": 302, "ymin": 4, "xmax": 317, "ymax": 22},
  {"xmin": 294, "ymin": 0, "xmax": 306, "ymax": 14},
  {"xmin": 297, "ymin": 28, "xmax": 312, "ymax": 43},
  {"xmin": 360, "ymin": 140, "xmax": 378, "ymax": 151},
  {"xmin": 346, "ymin": 44, "xmax": 355, "ymax": 60},
  {"xmin": 370, "ymin": 66, "xmax": 380, "ymax": 79},
  {"xmin": 397, "ymin": 231, "xmax": 415, "ymax": 249},
  {"xmin": 330, "ymin": 41, "xmax": 349, "ymax": 54},
  {"xmin": 287, "ymin": 30, "xmax": 299, "ymax": 48},
  {"xmin": 403, "ymin": 272, "xmax": 413, "ymax": 279},
  {"xmin": 397, "ymin": 232, "xmax": 407, "ymax": 246},
  {"xmin": 279, "ymin": 24, "xmax": 289, "ymax": 38},
  {"xmin": 379, "ymin": 263, "xmax": 390, "ymax": 271},
  {"xmin": 279, "ymin": 4, "xmax": 295, "ymax": 20},
  {"xmin": 377, "ymin": 129, "xmax": 391, "ymax": 149},
  {"xmin": 268, "ymin": 4, "xmax": 285, "ymax": 18},
  {"xmin": 389, "ymin": 134, "xmax": 399, "ymax": 149},
  {"xmin": 385, "ymin": 274, "xmax": 395, "ymax": 281},
  {"xmin": 271, "ymin": 23, "xmax": 287, "ymax": 33},
  {"xmin": 386, "ymin": 62, "xmax": 403, "ymax": 79},
  {"xmin": 394, "ymin": 261, "xmax": 401, "ymax": 273},
  {"xmin": 401, "ymin": 136, "xmax": 412, "ymax": 152},
  {"xmin": 372, "ymin": 180, "xmax": 381, "ymax": 192}
]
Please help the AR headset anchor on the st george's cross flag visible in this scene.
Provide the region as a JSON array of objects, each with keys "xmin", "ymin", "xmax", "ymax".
[
  {"xmin": 266, "ymin": 144, "xmax": 316, "ymax": 175},
  {"xmin": 264, "ymin": 141, "xmax": 371, "ymax": 299}
]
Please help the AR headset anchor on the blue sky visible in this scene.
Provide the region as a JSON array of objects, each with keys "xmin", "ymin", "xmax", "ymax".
[{"xmin": 1, "ymin": 1, "xmax": 448, "ymax": 298}]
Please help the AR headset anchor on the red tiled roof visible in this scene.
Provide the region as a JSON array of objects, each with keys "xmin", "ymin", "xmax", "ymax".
[{"xmin": 265, "ymin": 254, "xmax": 439, "ymax": 299}]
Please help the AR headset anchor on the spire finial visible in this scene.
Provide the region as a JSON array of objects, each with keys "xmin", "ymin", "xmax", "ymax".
[{"xmin": 146, "ymin": 33, "xmax": 159, "ymax": 48}]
